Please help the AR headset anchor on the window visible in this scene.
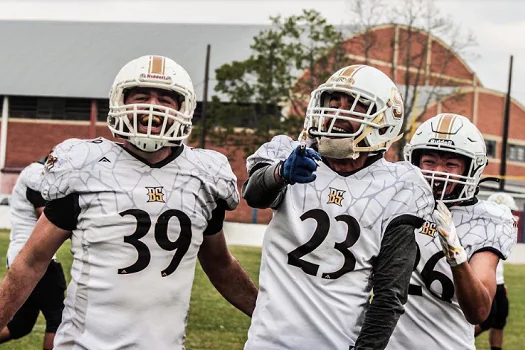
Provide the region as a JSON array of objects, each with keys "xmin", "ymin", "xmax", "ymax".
[
  {"xmin": 10, "ymin": 96, "xmax": 92, "ymax": 120},
  {"xmin": 97, "ymin": 99, "xmax": 109, "ymax": 122},
  {"xmin": 509, "ymin": 144, "xmax": 525, "ymax": 163},
  {"xmin": 485, "ymin": 140, "xmax": 497, "ymax": 158},
  {"xmin": 37, "ymin": 98, "xmax": 66, "ymax": 119},
  {"xmin": 10, "ymin": 96, "xmax": 38, "ymax": 119},
  {"xmin": 65, "ymin": 98, "xmax": 91, "ymax": 120}
]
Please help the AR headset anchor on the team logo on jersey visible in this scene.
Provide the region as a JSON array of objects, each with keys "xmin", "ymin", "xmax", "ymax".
[
  {"xmin": 146, "ymin": 187, "xmax": 165, "ymax": 203},
  {"xmin": 419, "ymin": 221, "xmax": 437, "ymax": 238},
  {"xmin": 327, "ymin": 187, "xmax": 345, "ymax": 206}
]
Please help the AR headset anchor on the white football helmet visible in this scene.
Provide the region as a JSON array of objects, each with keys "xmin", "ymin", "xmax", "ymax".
[
  {"xmin": 404, "ymin": 114, "xmax": 488, "ymax": 203},
  {"xmin": 107, "ymin": 55, "xmax": 197, "ymax": 152},
  {"xmin": 487, "ymin": 192, "xmax": 519, "ymax": 211},
  {"xmin": 304, "ymin": 65, "xmax": 404, "ymax": 159}
]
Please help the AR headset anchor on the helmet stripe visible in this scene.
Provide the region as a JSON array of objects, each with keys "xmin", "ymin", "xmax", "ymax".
[
  {"xmin": 435, "ymin": 113, "xmax": 456, "ymax": 139},
  {"xmin": 340, "ymin": 65, "xmax": 365, "ymax": 78},
  {"xmin": 149, "ymin": 56, "xmax": 165, "ymax": 75}
]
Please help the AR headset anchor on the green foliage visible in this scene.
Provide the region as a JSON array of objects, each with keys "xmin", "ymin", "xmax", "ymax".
[{"xmin": 205, "ymin": 9, "xmax": 350, "ymax": 155}]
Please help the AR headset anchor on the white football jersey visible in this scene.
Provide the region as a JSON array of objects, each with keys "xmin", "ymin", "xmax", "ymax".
[
  {"xmin": 244, "ymin": 135, "xmax": 434, "ymax": 350},
  {"xmin": 387, "ymin": 200, "xmax": 516, "ymax": 350},
  {"xmin": 7, "ymin": 162, "xmax": 48, "ymax": 265},
  {"xmin": 41, "ymin": 138, "xmax": 239, "ymax": 350}
]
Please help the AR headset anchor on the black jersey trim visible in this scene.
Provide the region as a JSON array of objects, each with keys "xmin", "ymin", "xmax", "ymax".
[
  {"xmin": 203, "ymin": 199, "xmax": 227, "ymax": 236},
  {"xmin": 385, "ymin": 214, "xmax": 425, "ymax": 233},
  {"xmin": 26, "ymin": 188, "xmax": 46, "ymax": 208},
  {"xmin": 321, "ymin": 152, "xmax": 384, "ymax": 177},
  {"xmin": 470, "ymin": 247, "xmax": 505, "ymax": 261},
  {"xmin": 248, "ymin": 162, "xmax": 272, "ymax": 177},
  {"xmin": 44, "ymin": 194, "xmax": 80, "ymax": 231},
  {"xmin": 119, "ymin": 143, "xmax": 184, "ymax": 168}
]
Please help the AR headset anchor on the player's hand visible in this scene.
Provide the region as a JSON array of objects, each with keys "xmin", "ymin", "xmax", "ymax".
[
  {"xmin": 432, "ymin": 201, "xmax": 467, "ymax": 267},
  {"xmin": 279, "ymin": 146, "xmax": 321, "ymax": 185}
]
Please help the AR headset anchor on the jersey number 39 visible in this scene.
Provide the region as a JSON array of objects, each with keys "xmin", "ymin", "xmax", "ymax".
[{"xmin": 117, "ymin": 209, "xmax": 192, "ymax": 277}]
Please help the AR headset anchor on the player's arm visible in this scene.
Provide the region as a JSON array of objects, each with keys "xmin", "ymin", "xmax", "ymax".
[
  {"xmin": 0, "ymin": 213, "xmax": 69, "ymax": 329},
  {"xmin": 197, "ymin": 201, "xmax": 258, "ymax": 317},
  {"xmin": 433, "ymin": 201, "xmax": 498, "ymax": 323},
  {"xmin": 354, "ymin": 217, "xmax": 421, "ymax": 350},
  {"xmin": 451, "ymin": 252, "xmax": 499, "ymax": 324},
  {"xmin": 242, "ymin": 162, "xmax": 287, "ymax": 209},
  {"xmin": 242, "ymin": 146, "xmax": 321, "ymax": 209}
]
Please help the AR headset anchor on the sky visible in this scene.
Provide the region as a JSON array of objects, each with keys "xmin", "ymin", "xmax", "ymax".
[{"xmin": 0, "ymin": 0, "xmax": 524, "ymax": 104}]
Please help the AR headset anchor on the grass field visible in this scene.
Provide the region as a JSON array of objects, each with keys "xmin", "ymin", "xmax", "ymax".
[{"xmin": 0, "ymin": 231, "xmax": 523, "ymax": 350}]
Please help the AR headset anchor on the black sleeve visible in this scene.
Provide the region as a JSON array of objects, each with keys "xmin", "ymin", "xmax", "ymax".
[
  {"xmin": 203, "ymin": 199, "xmax": 227, "ymax": 236},
  {"xmin": 354, "ymin": 215, "xmax": 423, "ymax": 350},
  {"xmin": 242, "ymin": 162, "xmax": 287, "ymax": 209},
  {"xmin": 470, "ymin": 247, "xmax": 505, "ymax": 260},
  {"xmin": 26, "ymin": 188, "xmax": 47, "ymax": 208},
  {"xmin": 43, "ymin": 193, "xmax": 80, "ymax": 231}
]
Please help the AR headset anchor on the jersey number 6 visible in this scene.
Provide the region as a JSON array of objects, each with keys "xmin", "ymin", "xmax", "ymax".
[
  {"xmin": 117, "ymin": 209, "xmax": 192, "ymax": 277},
  {"xmin": 287, "ymin": 209, "xmax": 360, "ymax": 279},
  {"xmin": 408, "ymin": 245, "xmax": 455, "ymax": 303}
]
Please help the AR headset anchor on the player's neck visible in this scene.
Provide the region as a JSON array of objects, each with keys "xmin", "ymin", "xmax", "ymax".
[
  {"xmin": 324, "ymin": 153, "xmax": 369, "ymax": 173},
  {"xmin": 123, "ymin": 142, "xmax": 174, "ymax": 165}
]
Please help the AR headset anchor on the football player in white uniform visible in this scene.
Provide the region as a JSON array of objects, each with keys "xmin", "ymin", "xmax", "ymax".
[
  {"xmin": 0, "ymin": 55, "xmax": 258, "ymax": 350},
  {"xmin": 386, "ymin": 114, "xmax": 517, "ymax": 350},
  {"xmin": 0, "ymin": 157, "xmax": 66, "ymax": 350},
  {"xmin": 475, "ymin": 192, "xmax": 519, "ymax": 350},
  {"xmin": 242, "ymin": 65, "xmax": 434, "ymax": 350}
]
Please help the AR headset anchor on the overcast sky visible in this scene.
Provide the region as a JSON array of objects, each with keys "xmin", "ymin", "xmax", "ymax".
[{"xmin": 0, "ymin": 0, "xmax": 524, "ymax": 104}]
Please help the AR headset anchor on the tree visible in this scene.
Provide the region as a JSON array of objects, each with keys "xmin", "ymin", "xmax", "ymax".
[
  {"xmin": 345, "ymin": 0, "xmax": 477, "ymax": 159},
  {"xmin": 200, "ymin": 9, "xmax": 350, "ymax": 155}
]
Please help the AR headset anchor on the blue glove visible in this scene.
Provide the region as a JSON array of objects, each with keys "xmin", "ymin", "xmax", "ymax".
[{"xmin": 280, "ymin": 146, "xmax": 322, "ymax": 185}]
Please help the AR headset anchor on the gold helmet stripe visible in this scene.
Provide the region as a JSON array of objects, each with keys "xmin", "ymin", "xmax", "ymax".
[
  {"xmin": 435, "ymin": 114, "xmax": 457, "ymax": 139},
  {"xmin": 149, "ymin": 56, "xmax": 165, "ymax": 75},
  {"xmin": 340, "ymin": 65, "xmax": 366, "ymax": 78}
]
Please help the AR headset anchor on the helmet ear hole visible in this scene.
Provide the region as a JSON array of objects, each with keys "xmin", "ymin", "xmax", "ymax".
[
  {"xmin": 320, "ymin": 92, "xmax": 331, "ymax": 107},
  {"xmin": 411, "ymin": 149, "xmax": 422, "ymax": 166},
  {"xmin": 378, "ymin": 126, "xmax": 389, "ymax": 136}
]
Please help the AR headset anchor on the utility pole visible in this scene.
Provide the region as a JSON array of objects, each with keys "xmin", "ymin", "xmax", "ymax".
[
  {"xmin": 499, "ymin": 55, "xmax": 513, "ymax": 191},
  {"xmin": 199, "ymin": 44, "xmax": 211, "ymax": 148}
]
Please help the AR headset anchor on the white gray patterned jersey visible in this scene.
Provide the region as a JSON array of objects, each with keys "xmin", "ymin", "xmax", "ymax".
[
  {"xmin": 7, "ymin": 162, "xmax": 48, "ymax": 265},
  {"xmin": 244, "ymin": 135, "xmax": 434, "ymax": 350},
  {"xmin": 387, "ymin": 200, "xmax": 517, "ymax": 350},
  {"xmin": 41, "ymin": 137, "xmax": 238, "ymax": 350}
]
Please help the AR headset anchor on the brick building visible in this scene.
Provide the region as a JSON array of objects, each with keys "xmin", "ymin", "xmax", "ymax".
[{"xmin": 0, "ymin": 21, "xmax": 523, "ymax": 233}]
